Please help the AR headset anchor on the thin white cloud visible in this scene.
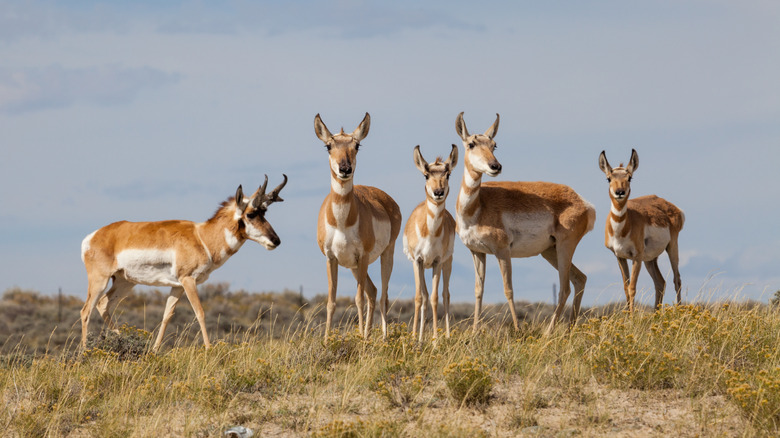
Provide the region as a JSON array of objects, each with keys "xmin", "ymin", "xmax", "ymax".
[{"xmin": 0, "ymin": 64, "xmax": 181, "ymax": 114}]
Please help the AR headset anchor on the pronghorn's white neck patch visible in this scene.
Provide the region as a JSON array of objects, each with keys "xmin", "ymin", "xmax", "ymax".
[
  {"xmin": 463, "ymin": 170, "xmax": 481, "ymax": 189},
  {"xmin": 331, "ymin": 177, "xmax": 353, "ymax": 196},
  {"xmin": 427, "ymin": 199, "xmax": 445, "ymax": 214},
  {"xmin": 611, "ymin": 203, "xmax": 627, "ymax": 217},
  {"xmin": 224, "ymin": 228, "xmax": 242, "ymax": 251}
]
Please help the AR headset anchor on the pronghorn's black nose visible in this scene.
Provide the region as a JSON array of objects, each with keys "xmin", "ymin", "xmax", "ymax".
[
  {"xmin": 615, "ymin": 189, "xmax": 626, "ymax": 197},
  {"xmin": 433, "ymin": 188, "xmax": 445, "ymax": 198},
  {"xmin": 339, "ymin": 161, "xmax": 352, "ymax": 176},
  {"xmin": 489, "ymin": 162, "xmax": 502, "ymax": 173}
]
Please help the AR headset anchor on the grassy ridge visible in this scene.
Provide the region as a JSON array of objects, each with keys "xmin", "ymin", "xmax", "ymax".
[{"xmin": 1, "ymin": 287, "xmax": 779, "ymax": 436}]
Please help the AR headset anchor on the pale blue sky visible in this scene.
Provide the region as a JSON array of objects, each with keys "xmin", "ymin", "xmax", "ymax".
[{"xmin": 1, "ymin": 0, "xmax": 779, "ymax": 308}]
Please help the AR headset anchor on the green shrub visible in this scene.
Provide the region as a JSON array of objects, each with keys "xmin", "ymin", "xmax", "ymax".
[{"xmin": 443, "ymin": 356, "xmax": 494, "ymax": 406}]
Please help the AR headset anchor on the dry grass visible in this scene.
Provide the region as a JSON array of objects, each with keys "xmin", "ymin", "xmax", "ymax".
[{"xmin": 2, "ymin": 293, "xmax": 779, "ymax": 437}]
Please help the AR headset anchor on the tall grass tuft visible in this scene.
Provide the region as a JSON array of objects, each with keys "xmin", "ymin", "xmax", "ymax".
[{"xmin": 1, "ymin": 295, "xmax": 779, "ymax": 436}]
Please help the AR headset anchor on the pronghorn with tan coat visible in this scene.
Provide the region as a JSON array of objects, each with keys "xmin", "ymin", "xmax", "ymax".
[
  {"xmin": 80, "ymin": 175, "xmax": 287, "ymax": 352},
  {"xmin": 314, "ymin": 113, "xmax": 402, "ymax": 339},
  {"xmin": 454, "ymin": 112, "xmax": 596, "ymax": 333},
  {"xmin": 403, "ymin": 144, "xmax": 457, "ymax": 341},
  {"xmin": 598, "ymin": 149, "xmax": 685, "ymax": 311}
]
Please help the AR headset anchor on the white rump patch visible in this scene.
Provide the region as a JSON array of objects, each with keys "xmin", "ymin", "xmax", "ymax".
[{"xmin": 81, "ymin": 230, "xmax": 97, "ymax": 262}]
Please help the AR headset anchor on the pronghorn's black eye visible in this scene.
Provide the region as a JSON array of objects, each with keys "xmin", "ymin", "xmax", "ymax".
[
  {"xmin": 607, "ymin": 177, "xmax": 611, "ymax": 183},
  {"xmin": 446, "ymin": 173, "xmax": 450, "ymax": 180},
  {"xmin": 424, "ymin": 174, "xmax": 430, "ymax": 180},
  {"xmin": 468, "ymin": 142, "xmax": 475, "ymax": 149},
  {"xmin": 325, "ymin": 144, "xmax": 331, "ymax": 151},
  {"xmin": 355, "ymin": 143, "xmax": 361, "ymax": 151},
  {"xmin": 628, "ymin": 176, "xmax": 632, "ymax": 182}
]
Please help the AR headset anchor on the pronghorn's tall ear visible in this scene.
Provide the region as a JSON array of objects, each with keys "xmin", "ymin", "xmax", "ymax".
[
  {"xmin": 455, "ymin": 112, "xmax": 469, "ymax": 141},
  {"xmin": 626, "ymin": 148, "xmax": 639, "ymax": 174},
  {"xmin": 351, "ymin": 112, "xmax": 371, "ymax": 142},
  {"xmin": 484, "ymin": 113, "xmax": 500, "ymax": 139},
  {"xmin": 412, "ymin": 145, "xmax": 428, "ymax": 175},
  {"xmin": 598, "ymin": 151, "xmax": 612, "ymax": 176},
  {"xmin": 235, "ymin": 185, "xmax": 248, "ymax": 213},
  {"xmin": 446, "ymin": 144, "xmax": 459, "ymax": 169},
  {"xmin": 314, "ymin": 114, "xmax": 332, "ymax": 143}
]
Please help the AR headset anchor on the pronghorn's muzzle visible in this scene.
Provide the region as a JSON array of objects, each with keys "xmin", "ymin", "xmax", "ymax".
[
  {"xmin": 487, "ymin": 160, "xmax": 502, "ymax": 176},
  {"xmin": 338, "ymin": 160, "xmax": 353, "ymax": 179}
]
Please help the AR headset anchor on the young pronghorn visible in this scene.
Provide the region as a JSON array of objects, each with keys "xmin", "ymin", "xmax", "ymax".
[
  {"xmin": 314, "ymin": 113, "xmax": 402, "ymax": 339},
  {"xmin": 80, "ymin": 175, "xmax": 287, "ymax": 352},
  {"xmin": 598, "ymin": 149, "xmax": 685, "ymax": 311},
  {"xmin": 454, "ymin": 112, "xmax": 596, "ymax": 334},
  {"xmin": 403, "ymin": 145, "xmax": 457, "ymax": 341}
]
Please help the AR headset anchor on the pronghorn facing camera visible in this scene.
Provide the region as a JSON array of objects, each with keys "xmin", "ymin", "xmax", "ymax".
[
  {"xmin": 80, "ymin": 175, "xmax": 287, "ymax": 352},
  {"xmin": 314, "ymin": 113, "xmax": 402, "ymax": 339},
  {"xmin": 403, "ymin": 144, "xmax": 457, "ymax": 341},
  {"xmin": 598, "ymin": 149, "xmax": 685, "ymax": 311},
  {"xmin": 454, "ymin": 112, "xmax": 596, "ymax": 334}
]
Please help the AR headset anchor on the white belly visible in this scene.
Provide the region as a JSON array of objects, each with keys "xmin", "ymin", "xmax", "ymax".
[
  {"xmin": 642, "ymin": 225, "xmax": 671, "ymax": 260},
  {"xmin": 608, "ymin": 225, "xmax": 670, "ymax": 261},
  {"xmin": 324, "ymin": 217, "xmax": 391, "ymax": 268},
  {"xmin": 404, "ymin": 225, "xmax": 453, "ymax": 268},
  {"xmin": 506, "ymin": 211, "xmax": 556, "ymax": 257},
  {"xmin": 115, "ymin": 249, "xmax": 181, "ymax": 286}
]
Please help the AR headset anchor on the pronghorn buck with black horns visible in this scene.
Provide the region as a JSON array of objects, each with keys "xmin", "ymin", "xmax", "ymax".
[
  {"xmin": 403, "ymin": 144, "xmax": 457, "ymax": 341},
  {"xmin": 454, "ymin": 112, "xmax": 596, "ymax": 334},
  {"xmin": 598, "ymin": 149, "xmax": 685, "ymax": 311},
  {"xmin": 80, "ymin": 175, "xmax": 287, "ymax": 352},
  {"xmin": 315, "ymin": 113, "xmax": 402, "ymax": 339}
]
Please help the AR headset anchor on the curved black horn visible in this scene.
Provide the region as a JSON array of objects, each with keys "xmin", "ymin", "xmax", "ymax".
[
  {"xmin": 270, "ymin": 174, "xmax": 288, "ymax": 199},
  {"xmin": 252, "ymin": 175, "xmax": 269, "ymax": 208},
  {"xmin": 259, "ymin": 174, "xmax": 269, "ymax": 197}
]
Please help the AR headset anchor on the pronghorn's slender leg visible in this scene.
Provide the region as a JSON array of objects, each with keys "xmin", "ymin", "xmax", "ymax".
[
  {"xmin": 628, "ymin": 261, "xmax": 643, "ymax": 312},
  {"xmin": 495, "ymin": 250, "xmax": 520, "ymax": 330},
  {"xmin": 351, "ymin": 259, "xmax": 371, "ymax": 338},
  {"xmin": 430, "ymin": 260, "xmax": 442, "ymax": 340},
  {"xmin": 412, "ymin": 258, "xmax": 425, "ymax": 339},
  {"xmin": 95, "ymin": 277, "xmax": 134, "ymax": 332},
  {"xmin": 644, "ymin": 259, "xmax": 666, "ymax": 309},
  {"xmin": 81, "ymin": 274, "xmax": 112, "ymax": 350},
  {"xmin": 540, "ymin": 247, "xmax": 587, "ymax": 329},
  {"xmin": 442, "ymin": 257, "xmax": 453, "ymax": 338},
  {"xmin": 569, "ymin": 264, "xmax": 587, "ymax": 324},
  {"xmin": 325, "ymin": 257, "xmax": 338, "ymax": 339},
  {"xmin": 379, "ymin": 246, "xmax": 394, "ymax": 338},
  {"xmin": 667, "ymin": 237, "xmax": 682, "ymax": 304},
  {"xmin": 541, "ymin": 245, "xmax": 574, "ymax": 334},
  {"xmin": 181, "ymin": 276, "xmax": 211, "ymax": 349},
  {"xmin": 471, "ymin": 251, "xmax": 487, "ymax": 331},
  {"xmin": 364, "ymin": 273, "xmax": 378, "ymax": 338},
  {"xmin": 153, "ymin": 286, "xmax": 185, "ymax": 352},
  {"xmin": 616, "ymin": 257, "xmax": 631, "ymax": 304}
]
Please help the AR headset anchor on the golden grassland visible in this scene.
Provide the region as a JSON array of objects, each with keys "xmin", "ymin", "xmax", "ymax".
[{"xmin": 1, "ymin": 287, "xmax": 780, "ymax": 437}]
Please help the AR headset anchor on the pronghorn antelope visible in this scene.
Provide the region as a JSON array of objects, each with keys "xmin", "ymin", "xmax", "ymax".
[
  {"xmin": 403, "ymin": 144, "xmax": 458, "ymax": 341},
  {"xmin": 80, "ymin": 175, "xmax": 287, "ymax": 352},
  {"xmin": 598, "ymin": 149, "xmax": 685, "ymax": 311},
  {"xmin": 314, "ymin": 113, "xmax": 402, "ymax": 339},
  {"xmin": 454, "ymin": 112, "xmax": 596, "ymax": 333}
]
